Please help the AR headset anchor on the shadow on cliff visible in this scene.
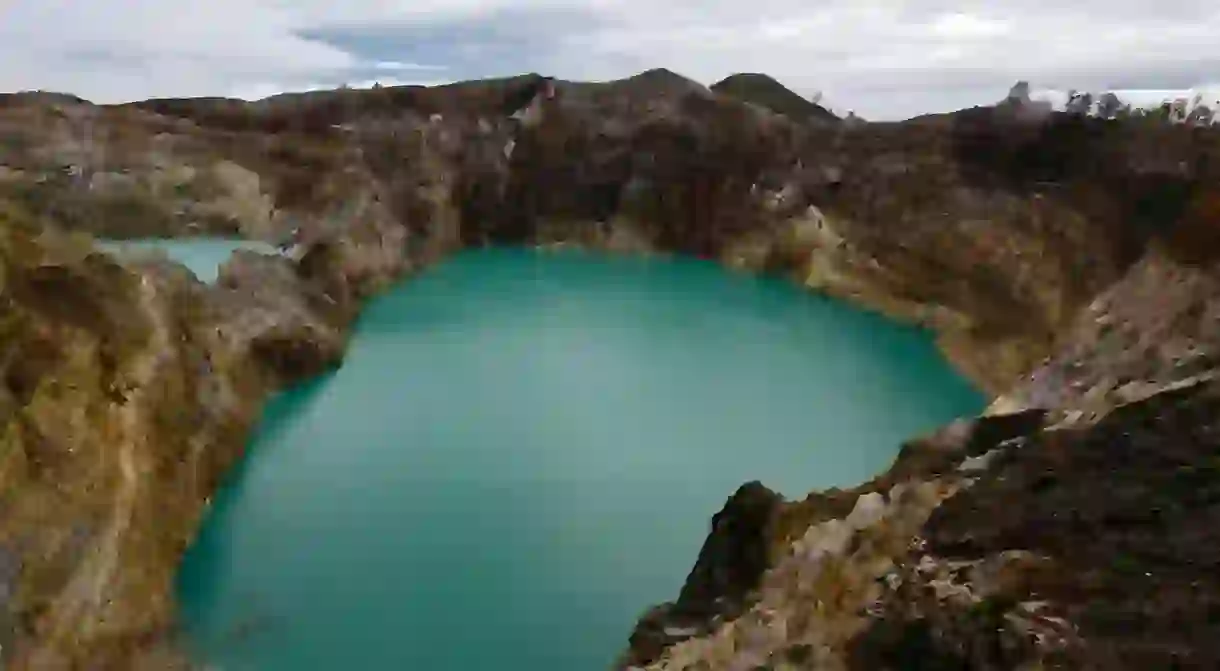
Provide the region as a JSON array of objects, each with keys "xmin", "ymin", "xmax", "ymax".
[{"xmin": 461, "ymin": 92, "xmax": 797, "ymax": 258}]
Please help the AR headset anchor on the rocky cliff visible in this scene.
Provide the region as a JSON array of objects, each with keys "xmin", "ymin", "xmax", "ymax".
[{"xmin": 1, "ymin": 72, "xmax": 1219, "ymax": 668}]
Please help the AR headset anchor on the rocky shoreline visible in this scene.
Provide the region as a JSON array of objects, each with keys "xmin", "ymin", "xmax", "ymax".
[{"xmin": 1, "ymin": 71, "xmax": 1219, "ymax": 668}]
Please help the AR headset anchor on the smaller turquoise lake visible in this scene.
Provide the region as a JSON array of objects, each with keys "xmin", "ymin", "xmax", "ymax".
[
  {"xmin": 97, "ymin": 239, "xmax": 280, "ymax": 282},
  {"xmin": 153, "ymin": 245, "xmax": 984, "ymax": 669}
]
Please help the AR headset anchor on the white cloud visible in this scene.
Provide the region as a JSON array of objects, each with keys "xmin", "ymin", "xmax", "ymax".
[
  {"xmin": 2, "ymin": 0, "xmax": 1220, "ymax": 118},
  {"xmin": 373, "ymin": 61, "xmax": 447, "ymax": 71},
  {"xmin": 0, "ymin": 1, "xmax": 358, "ymax": 101},
  {"xmin": 929, "ymin": 12, "xmax": 1010, "ymax": 39}
]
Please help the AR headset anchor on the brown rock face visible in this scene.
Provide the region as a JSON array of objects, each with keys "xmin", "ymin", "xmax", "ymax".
[
  {"xmin": 850, "ymin": 381, "xmax": 1220, "ymax": 670},
  {"xmin": 1, "ymin": 71, "xmax": 1220, "ymax": 668},
  {"xmin": 0, "ymin": 213, "xmax": 363, "ymax": 668}
]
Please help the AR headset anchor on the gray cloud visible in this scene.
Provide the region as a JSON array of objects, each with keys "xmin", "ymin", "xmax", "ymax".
[{"xmin": 301, "ymin": 6, "xmax": 611, "ymax": 83}]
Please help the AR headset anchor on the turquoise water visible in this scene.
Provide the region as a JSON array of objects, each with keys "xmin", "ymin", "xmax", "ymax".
[
  {"xmin": 98, "ymin": 239, "xmax": 280, "ymax": 282},
  {"xmin": 175, "ymin": 247, "xmax": 984, "ymax": 670}
]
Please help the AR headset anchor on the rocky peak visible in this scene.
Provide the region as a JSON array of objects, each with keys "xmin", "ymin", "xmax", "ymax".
[
  {"xmin": 617, "ymin": 481, "xmax": 783, "ymax": 669},
  {"xmin": 1005, "ymin": 80, "xmax": 1032, "ymax": 104},
  {"xmin": 997, "ymin": 79, "xmax": 1054, "ymax": 120},
  {"xmin": 624, "ymin": 68, "xmax": 704, "ymax": 93}
]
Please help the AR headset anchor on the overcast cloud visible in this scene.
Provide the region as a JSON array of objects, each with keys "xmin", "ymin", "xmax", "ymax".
[{"xmin": 1, "ymin": 0, "xmax": 1218, "ymax": 119}]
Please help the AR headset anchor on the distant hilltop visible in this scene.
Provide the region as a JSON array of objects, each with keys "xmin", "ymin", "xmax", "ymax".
[
  {"xmin": 710, "ymin": 73, "xmax": 839, "ymax": 123},
  {"xmin": 27, "ymin": 68, "xmax": 1220, "ymax": 126}
]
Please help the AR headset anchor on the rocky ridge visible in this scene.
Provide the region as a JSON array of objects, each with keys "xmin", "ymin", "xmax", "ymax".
[{"xmin": 0, "ymin": 71, "xmax": 1219, "ymax": 668}]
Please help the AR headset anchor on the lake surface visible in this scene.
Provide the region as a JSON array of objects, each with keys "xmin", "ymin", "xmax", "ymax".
[
  {"xmin": 97, "ymin": 238, "xmax": 280, "ymax": 282},
  {"xmin": 175, "ymin": 247, "xmax": 984, "ymax": 670}
]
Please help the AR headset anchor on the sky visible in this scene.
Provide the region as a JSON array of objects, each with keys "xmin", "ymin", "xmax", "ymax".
[{"xmin": 2, "ymin": 0, "xmax": 1219, "ymax": 120}]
